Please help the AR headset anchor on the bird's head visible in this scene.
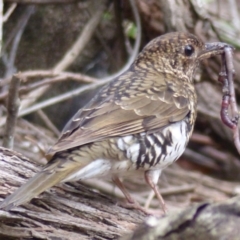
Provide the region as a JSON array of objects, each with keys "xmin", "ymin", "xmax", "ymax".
[{"xmin": 135, "ymin": 32, "xmax": 230, "ymax": 82}]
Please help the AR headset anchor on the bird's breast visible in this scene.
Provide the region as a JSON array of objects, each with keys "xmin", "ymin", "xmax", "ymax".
[{"xmin": 116, "ymin": 119, "xmax": 191, "ymax": 170}]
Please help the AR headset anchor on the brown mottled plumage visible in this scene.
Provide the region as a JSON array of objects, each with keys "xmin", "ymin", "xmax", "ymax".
[{"xmin": 0, "ymin": 32, "xmax": 230, "ymax": 212}]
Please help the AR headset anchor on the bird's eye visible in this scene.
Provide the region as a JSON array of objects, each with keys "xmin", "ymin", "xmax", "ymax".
[{"xmin": 184, "ymin": 45, "xmax": 194, "ymax": 56}]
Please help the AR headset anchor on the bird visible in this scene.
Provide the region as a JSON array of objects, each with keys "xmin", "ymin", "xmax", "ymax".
[{"xmin": 0, "ymin": 32, "xmax": 229, "ymax": 213}]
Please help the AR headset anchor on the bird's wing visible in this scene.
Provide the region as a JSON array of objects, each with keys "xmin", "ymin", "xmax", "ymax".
[{"xmin": 47, "ymin": 72, "xmax": 191, "ymax": 156}]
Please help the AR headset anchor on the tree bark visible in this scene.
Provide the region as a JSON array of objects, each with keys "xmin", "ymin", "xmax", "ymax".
[
  {"xmin": 0, "ymin": 147, "xmax": 145, "ymax": 239},
  {"xmin": 1, "ymin": 148, "xmax": 240, "ymax": 239},
  {"xmin": 123, "ymin": 196, "xmax": 240, "ymax": 240}
]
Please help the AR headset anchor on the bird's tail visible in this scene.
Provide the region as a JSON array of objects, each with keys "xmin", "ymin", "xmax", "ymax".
[{"xmin": 0, "ymin": 159, "xmax": 79, "ymax": 211}]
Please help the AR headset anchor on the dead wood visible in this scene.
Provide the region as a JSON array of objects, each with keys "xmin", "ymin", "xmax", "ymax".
[
  {"xmin": 1, "ymin": 146, "xmax": 240, "ymax": 239},
  {"xmin": 123, "ymin": 196, "xmax": 240, "ymax": 240},
  {"xmin": 0, "ymin": 147, "xmax": 145, "ymax": 239}
]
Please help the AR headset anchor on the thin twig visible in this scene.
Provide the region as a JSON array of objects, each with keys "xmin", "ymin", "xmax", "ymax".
[
  {"xmin": 16, "ymin": 79, "xmax": 111, "ymax": 118},
  {"xmin": 19, "ymin": 2, "xmax": 107, "ymax": 112},
  {"xmin": 190, "ymin": 133, "xmax": 216, "ymax": 146},
  {"xmin": 113, "ymin": 0, "xmax": 128, "ymax": 68},
  {"xmin": 101, "ymin": 0, "xmax": 142, "ymax": 81},
  {"xmin": 0, "ymin": 70, "xmax": 98, "ymax": 88},
  {"xmin": 3, "ymin": 3, "xmax": 17, "ymax": 22},
  {"xmin": 224, "ymin": 47, "xmax": 240, "ymax": 154},
  {"xmin": 144, "ymin": 190, "xmax": 155, "ymax": 209},
  {"xmin": 2, "ymin": 5, "xmax": 33, "ymax": 53},
  {"xmin": 200, "ymin": 146, "xmax": 235, "ymax": 165},
  {"xmin": 228, "ymin": 0, "xmax": 240, "ymax": 31},
  {"xmin": 18, "ymin": 74, "xmax": 96, "ymax": 94},
  {"xmin": 0, "ymin": 0, "xmax": 3, "ymax": 55},
  {"xmin": 4, "ymin": 0, "xmax": 79, "ymax": 3},
  {"xmin": 225, "ymin": 48, "xmax": 238, "ymax": 120},
  {"xmin": 0, "ymin": 0, "xmax": 142, "ymax": 121},
  {"xmin": 37, "ymin": 110, "xmax": 60, "ymax": 137},
  {"xmin": 21, "ymin": 119, "xmax": 56, "ymax": 145},
  {"xmin": 54, "ymin": 5, "xmax": 106, "ymax": 72},
  {"xmin": 165, "ymin": 167, "xmax": 238, "ymax": 196},
  {"xmin": 0, "ymin": 77, "xmax": 103, "ymax": 127},
  {"xmin": 3, "ymin": 6, "xmax": 35, "ymax": 78},
  {"xmin": 0, "ymin": 72, "xmax": 98, "ymax": 100},
  {"xmin": 183, "ymin": 148, "xmax": 220, "ymax": 171},
  {"xmin": 0, "ymin": 0, "xmax": 142, "ymax": 126},
  {"xmin": 2, "ymin": 74, "xmax": 21, "ymax": 149},
  {"xmin": 144, "ymin": 184, "xmax": 196, "ymax": 208}
]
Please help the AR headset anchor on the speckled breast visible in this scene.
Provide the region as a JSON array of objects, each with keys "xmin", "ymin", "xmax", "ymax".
[{"xmin": 117, "ymin": 119, "xmax": 191, "ymax": 170}]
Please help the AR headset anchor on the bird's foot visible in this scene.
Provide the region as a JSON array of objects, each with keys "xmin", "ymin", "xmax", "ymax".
[
  {"xmin": 117, "ymin": 199, "xmax": 150, "ymax": 215},
  {"xmin": 117, "ymin": 200, "xmax": 166, "ymax": 216}
]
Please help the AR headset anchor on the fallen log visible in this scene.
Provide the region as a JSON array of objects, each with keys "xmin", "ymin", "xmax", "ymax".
[
  {"xmin": 123, "ymin": 196, "xmax": 240, "ymax": 240},
  {"xmin": 1, "ymin": 147, "xmax": 240, "ymax": 239},
  {"xmin": 0, "ymin": 147, "xmax": 145, "ymax": 239}
]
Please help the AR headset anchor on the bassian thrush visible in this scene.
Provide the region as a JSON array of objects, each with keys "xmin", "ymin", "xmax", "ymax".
[{"xmin": 0, "ymin": 32, "xmax": 229, "ymax": 213}]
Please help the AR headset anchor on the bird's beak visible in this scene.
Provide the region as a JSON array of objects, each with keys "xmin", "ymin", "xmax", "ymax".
[{"xmin": 198, "ymin": 42, "xmax": 234, "ymax": 60}]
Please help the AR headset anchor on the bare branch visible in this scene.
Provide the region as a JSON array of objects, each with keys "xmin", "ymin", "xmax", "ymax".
[
  {"xmin": 16, "ymin": 78, "xmax": 110, "ymax": 118},
  {"xmin": 37, "ymin": 109, "xmax": 60, "ymax": 137},
  {"xmin": 218, "ymin": 47, "xmax": 240, "ymax": 154},
  {"xmin": 2, "ymin": 74, "xmax": 21, "ymax": 149},
  {"xmin": 0, "ymin": 70, "xmax": 98, "ymax": 88},
  {"xmin": 0, "ymin": 71, "xmax": 98, "ymax": 100},
  {"xmin": 19, "ymin": 1, "xmax": 107, "ymax": 111},
  {"xmin": 54, "ymin": 5, "xmax": 106, "ymax": 72},
  {"xmin": 228, "ymin": 0, "xmax": 240, "ymax": 31},
  {"xmin": 101, "ymin": 0, "xmax": 142, "ymax": 81},
  {"xmin": 0, "ymin": 0, "xmax": 3, "ymax": 54},
  {"xmin": 0, "ymin": 0, "xmax": 141, "ymax": 118},
  {"xmin": 3, "ymin": 3, "xmax": 17, "ymax": 22},
  {"xmin": 2, "ymin": 6, "xmax": 35, "ymax": 78},
  {"xmin": 4, "ymin": 0, "xmax": 79, "ymax": 4},
  {"xmin": 224, "ymin": 48, "xmax": 240, "ymax": 154},
  {"xmin": 113, "ymin": 0, "xmax": 128, "ymax": 67},
  {"xmin": 0, "ymin": 0, "xmax": 142, "ymax": 126}
]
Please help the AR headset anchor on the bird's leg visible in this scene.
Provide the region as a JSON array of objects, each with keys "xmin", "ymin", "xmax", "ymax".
[
  {"xmin": 112, "ymin": 176, "xmax": 134, "ymax": 203},
  {"xmin": 112, "ymin": 176, "xmax": 149, "ymax": 214},
  {"xmin": 144, "ymin": 171, "xmax": 167, "ymax": 214}
]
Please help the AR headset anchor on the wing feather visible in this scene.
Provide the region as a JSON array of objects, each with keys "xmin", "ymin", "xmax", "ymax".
[{"xmin": 47, "ymin": 72, "xmax": 192, "ymax": 156}]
